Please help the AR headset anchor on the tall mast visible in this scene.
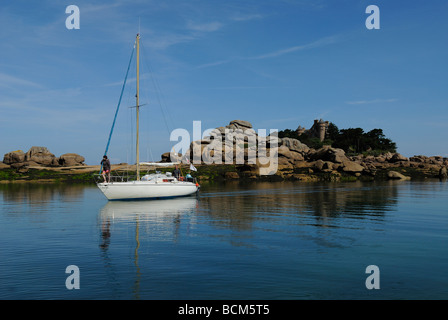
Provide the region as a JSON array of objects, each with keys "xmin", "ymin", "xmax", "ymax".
[{"xmin": 136, "ymin": 33, "xmax": 140, "ymax": 181}]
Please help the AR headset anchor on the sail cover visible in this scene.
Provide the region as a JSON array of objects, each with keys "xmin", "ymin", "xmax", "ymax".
[{"xmin": 140, "ymin": 162, "xmax": 180, "ymax": 167}]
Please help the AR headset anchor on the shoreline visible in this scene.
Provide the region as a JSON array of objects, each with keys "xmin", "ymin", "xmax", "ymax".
[{"xmin": 0, "ymin": 162, "xmax": 445, "ymax": 184}]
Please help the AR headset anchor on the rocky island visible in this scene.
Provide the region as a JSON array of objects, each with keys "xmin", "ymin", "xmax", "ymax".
[
  {"xmin": 0, "ymin": 146, "xmax": 94, "ymax": 183},
  {"xmin": 160, "ymin": 119, "xmax": 448, "ymax": 182},
  {"xmin": 1, "ymin": 120, "xmax": 447, "ymax": 183}
]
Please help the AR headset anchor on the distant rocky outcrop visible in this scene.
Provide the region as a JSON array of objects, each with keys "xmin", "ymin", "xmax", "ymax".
[
  {"xmin": 58, "ymin": 153, "xmax": 86, "ymax": 167},
  {"xmin": 227, "ymin": 119, "xmax": 253, "ymax": 130},
  {"xmin": 159, "ymin": 120, "xmax": 448, "ymax": 181},
  {"xmin": 2, "ymin": 146, "xmax": 85, "ymax": 169}
]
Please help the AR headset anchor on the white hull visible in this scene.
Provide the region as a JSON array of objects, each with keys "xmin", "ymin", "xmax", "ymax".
[
  {"xmin": 100, "ymin": 197, "xmax": 198, "ymax": 220},
  {"xmin": 97, "ymin": 180, "xmax": 198, "ymax": 200}
]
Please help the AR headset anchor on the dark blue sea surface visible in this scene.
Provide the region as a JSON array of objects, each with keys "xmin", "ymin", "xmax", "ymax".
[{"xmin": 0, "ymin": 180, "xmax": 447, "ymax": 299}]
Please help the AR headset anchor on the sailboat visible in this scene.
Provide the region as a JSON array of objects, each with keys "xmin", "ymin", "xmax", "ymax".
[{"xmin": 96, "ymin": 33, "xmax": 199, "ymax": 201}]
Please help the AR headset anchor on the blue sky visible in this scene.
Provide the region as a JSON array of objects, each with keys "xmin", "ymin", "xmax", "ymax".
[{"xmin": 1, "ymin": 0, "xmax": 447, "ymax": 165}]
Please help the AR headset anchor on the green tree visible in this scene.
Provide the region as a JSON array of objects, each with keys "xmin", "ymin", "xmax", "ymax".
[
  {"xmin": 277, "ymin": 129, "xmax": 300, "ymax": 140},
  {"xmin": 327, "ymin": 122, "xmax": 340, "ymax": 141},
  {"xmin": 364, "ymin": 128, "xmax": 396, "ymax": 152},
  {"xmin": 278, "ymin": 122, "xmax": 396, "ymax": 154},
  {"xmin": 333, "ymin": 128, "xmax": 365, "ymax": 153}
]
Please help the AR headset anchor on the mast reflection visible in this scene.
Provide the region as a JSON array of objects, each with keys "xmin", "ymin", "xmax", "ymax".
[{"xmin": 98, "ymin": 197, "xmax": 199, "ymax": 299}]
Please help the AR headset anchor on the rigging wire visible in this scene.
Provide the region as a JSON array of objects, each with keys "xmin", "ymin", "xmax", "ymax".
[
  {"xmin": 138, "ymin": 40, "xmax": 177, "ymax": 161},
  {"xmin": 140, "ymin": 41, "xmax": 175, "ymax": 133},
  {"xmin": 100, "ymin": 42, "xmax": 135, "ymax": 174}
]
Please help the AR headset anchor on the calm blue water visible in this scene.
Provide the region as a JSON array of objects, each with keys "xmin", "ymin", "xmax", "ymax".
[{"xmin": 0, "ymin": 180, "xmax": 447, "ymax": 300}]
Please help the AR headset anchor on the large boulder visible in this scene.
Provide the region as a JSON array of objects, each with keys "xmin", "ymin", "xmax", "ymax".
[
  {"xmin": 281, "ymin": 137, "xmax": 310, "ymax": 154},
  {"xmin": 277, "ymin": 145, "xmax": 293, "ymax": 159},
  {"xmin": 25, "ymin": 146, "xmax": 56, "ymax": 166},
  {"xmin": 341, "ymin": 160, "xmax": 365, "ymax": 173},
  {"xmin": 226, "ymin": 120, "xmax": 253, "ymax": 130},
  {"xmin": 309, "ymin": 146, "xmax": 348, "ymax": 163},
  {"xmin": 389, "ymin": 153, "xmax": 409, "ymax": 163},
  {"xmin": 58, "ymin": 153, "xmax": 85, "ymax": 167},
  {"xmin": 409, "ymin": 155, "xmax": 427, "ymax": 163},
  {"xmin": 312, "ymin": 159, "xmax": 326, "ymax": 171},
  {"xmin": 3, "ymin": 150, "xmax": 25, "ymax": 165}
]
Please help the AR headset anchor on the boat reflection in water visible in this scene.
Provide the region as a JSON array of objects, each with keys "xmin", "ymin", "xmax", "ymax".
[
  {"xmin": 98, "ymin": 196, "xmax": 198, "ymax": 299},
  {"xmin": 99, "ymin": 197, "xmax": 199, "ymax": 223},
  {"xmin": 99, "ymin": 196, "xmax": 199, "ymax": 247}
]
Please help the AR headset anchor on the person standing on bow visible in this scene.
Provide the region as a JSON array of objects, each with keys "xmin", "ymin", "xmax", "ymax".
[{"xmin": 101, "ymin": 155, "xmax": 111, "ymax": 183}]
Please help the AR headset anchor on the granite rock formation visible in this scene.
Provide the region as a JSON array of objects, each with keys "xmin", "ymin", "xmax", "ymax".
[
  {"xmin": 160, "ymin": 120, "xmax": 448, "ymax": 181},
  {"xmin": 2, "ymin": 146, "xmax": 85, "ymax": 169}
]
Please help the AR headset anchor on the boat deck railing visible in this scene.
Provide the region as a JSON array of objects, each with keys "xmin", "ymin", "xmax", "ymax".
[
  {"xmin": 93, "ymin": 173, "xmax": 137, "ymax": 184},
  {"xmin": 93, "ymin": 173, "xmax": 198, "ymax": 185}
]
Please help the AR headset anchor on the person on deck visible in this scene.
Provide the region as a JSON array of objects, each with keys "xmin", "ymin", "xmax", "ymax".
[
  {"xmin": 173, "ymin": 165, "xmax": 181, "ymax": 180},
  {"xmin": 186, "ymin": 170, "xmax": 193, "ymax": 182},
  {"xmin": 101, "ymin": 155, "xmax": 111, "ymax": 183}
]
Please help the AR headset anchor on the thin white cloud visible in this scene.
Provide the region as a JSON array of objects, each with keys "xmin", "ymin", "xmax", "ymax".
[
  {"xmin": 249, "ymin": 35, "xmax": 340, "ymax": 60},
  {"xmin": 145, "ymin": 19, "xmax": 224, "ymax": 50},
  {"xmin": 346, "ymin": 98, "xmax": 399, "ymax": 105},
  {"xmin": 194, "ymin": 34, "xmax": 341, "ymax": 69},
  {"xmin": 0, "ymin": 73, "xmax": 43, "ymax": 89}
]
